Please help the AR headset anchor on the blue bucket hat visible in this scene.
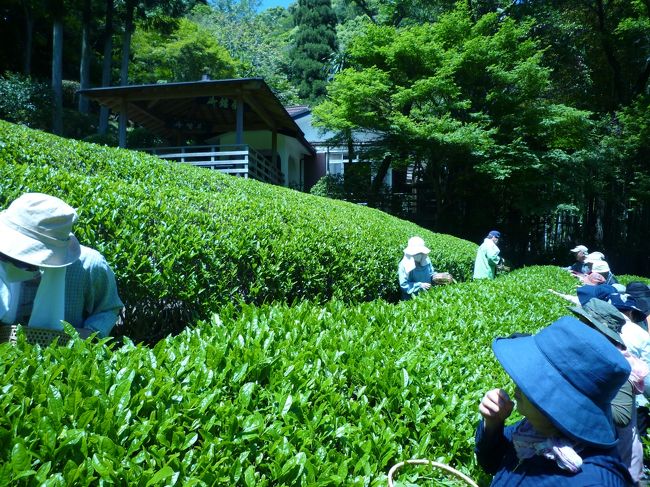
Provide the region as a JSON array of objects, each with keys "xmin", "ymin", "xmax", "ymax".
[
  {"xmin": 492, "ymin": 316, "xmax": 631, "ymax": 447},
  {"xmin": 487, "ymin": 230, "xmax": 501, "ymax": 238}
]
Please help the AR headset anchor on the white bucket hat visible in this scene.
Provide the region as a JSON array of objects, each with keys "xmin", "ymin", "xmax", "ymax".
[
  {"xmin": 570, "ymin": 245, "xmax": 588, "ymax": 253},
  {"xmin": 591, "ymin": 260, "xmax": 610, "ymax": 274},
  {"xmin": 0, "ymin": 193, "xmax": 81, "ymax": 268},
  {"xmin": 586, "ymin": 251, "xmax": 605, "ymax": 262},
  {"xmin": 404, "ymin": 236, "xmax": 430, "ymax": 256}
]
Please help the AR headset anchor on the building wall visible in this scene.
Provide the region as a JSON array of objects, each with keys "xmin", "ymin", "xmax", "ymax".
[{"xmin": 218, "ymin": 131, "xmax": 311, "ymax": 187}]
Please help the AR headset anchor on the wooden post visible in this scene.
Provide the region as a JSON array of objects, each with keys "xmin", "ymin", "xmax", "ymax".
[
  {"xmin": 118, "ymin": 98, "xmax": 128, "ymax": 148},
  {"xmin": 271, "ymin": 130, "xmax": 278, "ymax": 165},
  {"xmin": 236, "ymin": 97, "xmax": 244, "ymax": 145}
]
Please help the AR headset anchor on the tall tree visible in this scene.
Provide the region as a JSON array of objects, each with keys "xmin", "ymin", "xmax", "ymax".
[
  {"xmin": 98, "ymin": 0, "xmax": 114, "ymax": 134},
  {"xmin": 290, "ymin": 0, "xmax": 338, "ymax": 103},
  {"xmin": 315, "ymin": 5, "xmax": 591, "ymax": 240},
  {"xmin": 130, "ymin": 17, "xmax": 238, "ymax": 83},
  {"xmin": 190, "ymin": 3, "xmax": 299, "ymax": 104},
  {"xmin": 78, "ymin": 0, "xmax": 93, "ymax": 113},
  {"xmin": 49, "ymin": 0, "xmax": 64, "ymax": 135}
]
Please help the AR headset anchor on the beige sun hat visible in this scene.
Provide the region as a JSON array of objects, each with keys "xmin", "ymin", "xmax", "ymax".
[
  {"xmin": 0, "ymin": 193, "xmax": 81, "ymax": 268},
  {"xmin": 404, "ymin": 236, "xmax": 430, "ymax": 255}
]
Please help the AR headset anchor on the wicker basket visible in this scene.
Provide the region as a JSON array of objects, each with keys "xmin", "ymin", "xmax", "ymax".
[
  {"xmin": 0, "ymin": 325, "xmax": 92, "ymax": 347},
  {"xmin": 388, "ymin": 459, "xmax": 478, "ymax": 487}
]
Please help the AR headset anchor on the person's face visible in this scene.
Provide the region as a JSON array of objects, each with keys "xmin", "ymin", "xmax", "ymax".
[
  {"xmin": 514, "ymin": 386, "xmax": 558, "ymax": 435},
  {"xmin": 0, "ymin": 252, "xmax": 40, "ymax": 283},
  {"xmin": 0, "ymin": 252, "xmax": 39, "ymax": 272},
  {"xmin": 414, "ymin": 253, "xmax": 427, "ymax": 265},
  {"xmin": 576, "ymin": 250, "xmax": 587, "ymax": 262}
]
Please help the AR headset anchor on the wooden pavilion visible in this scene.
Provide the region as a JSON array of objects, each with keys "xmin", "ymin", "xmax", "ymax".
[{"xmin": 78, "ymin": 78, "xmax": 315, "ymax": 187}]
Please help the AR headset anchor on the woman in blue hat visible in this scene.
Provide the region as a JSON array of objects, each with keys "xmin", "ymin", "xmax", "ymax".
[{"xmin": 475, "ymin": 316, "xmax": 634, "ymax": 486}]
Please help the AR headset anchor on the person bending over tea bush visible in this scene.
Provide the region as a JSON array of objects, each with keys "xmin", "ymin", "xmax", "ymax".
[
  {"xmin": 0, "ymin": 193, "xmax": 123, "ymax": 337},
  {"xmin": 397, "ymin": 236, "xmax": 454, "ymax": 300},
  {"xmin": 476, "ymin": 317, "xmax": 633, "ymax": 486},
  {"xmin": 473, "ymin": 230, "xmax": 503, "ymax": 279}
]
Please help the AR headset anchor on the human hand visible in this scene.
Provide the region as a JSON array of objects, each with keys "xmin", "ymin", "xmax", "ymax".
[
  {"xmin": 421, "ymin": 282, "xmax": 432, "ymax": 290},
  {"xmin": 479, "ymin": 389, "xmax": 514, "ymax": 432}
]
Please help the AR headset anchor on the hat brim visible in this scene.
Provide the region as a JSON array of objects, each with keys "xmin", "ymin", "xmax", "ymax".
[
  {"xmin": 627, "ymin": 295, "xmax": 650, "ymax": 316},
  {"xmin": 492, "ymin": 334, "xmax": 617, "ymax": 447},
  {"xmin": 568, "ymin": 306, "xmax": 625, "ymax": 348},
  {"xmin": 404, "ymin": 245, "xmax": 430, "ymax": 255},
  {"xmin": 0, "ymin": 218, "xmax": 80, "ymax": 268}
]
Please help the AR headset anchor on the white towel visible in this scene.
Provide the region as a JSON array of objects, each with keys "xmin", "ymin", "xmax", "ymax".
[
  {"xmin": 29, "ymin": 266, "xmax": 66, "ymax": 330},
  {"xmin": 0, "ymin": 278, "xmax": 20, "ymax": 324},
  {"xmin": 400, "ymin": 255, "xmax": 416, "ymax": 274}
]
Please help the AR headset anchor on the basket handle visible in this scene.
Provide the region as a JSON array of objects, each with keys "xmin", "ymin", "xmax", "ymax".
[{"xmin": 387, "ymin": 459, "xmax": 478, "ymax": 487}]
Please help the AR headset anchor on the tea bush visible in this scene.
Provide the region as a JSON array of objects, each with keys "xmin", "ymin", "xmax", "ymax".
[
  {"xmin": 0, "ymin": 120, "xmax": 476, "ymax": 342},
  {"xmin": 0, "ymin": 266, "xmax": 583, "ymax": 485}
]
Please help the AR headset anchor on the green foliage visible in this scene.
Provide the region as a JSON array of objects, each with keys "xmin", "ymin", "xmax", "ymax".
[
  {"xmin": 0, "ymin": 120, "xmax": 476, "ymax": 342},
  {"xmin": 309, "ymin": 174, "xmax": 347, "ymax": 199},
  {"xmin": 0, "ymin": 265, "xmax": 583, "ymax": 484},
  {"xmin": 0, "ymin": 72, "xmax": 51, "ymax": 130},
  {"xmin": 290, "ymin": 0, "xmax": 338, "ymax": 103},
  {"xmin": 130, "ymin": 17, "xmax": 238, "ymax": 84},
  {"xmin": 190, "ymin": 4, "xmax": 300, "ymax": 105}
]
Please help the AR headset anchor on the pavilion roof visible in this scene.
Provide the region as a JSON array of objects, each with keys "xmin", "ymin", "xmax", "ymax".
[{"xmin": 78, "ymin": 78, "xmax": 314, "ymax": 153}]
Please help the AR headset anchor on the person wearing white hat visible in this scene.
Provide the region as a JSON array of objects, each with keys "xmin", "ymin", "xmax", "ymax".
[
  {"xmin": 0, "ymin": 193, "xmax": 123, "ymax": 337},
  {"xmin": 584, "ymin": 253, "xmax": 619, "ymax": 286},
  {"xmin": 565, "ymin": 245, "xmax": 590, "ymax": 275},
  {"xmin": 397, "ymin": 236, "xmax": 453, "ymax": 300}
]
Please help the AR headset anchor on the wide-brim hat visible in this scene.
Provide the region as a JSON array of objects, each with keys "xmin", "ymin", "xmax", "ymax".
[
  {"xmin": 404, "ymin": 236, "xmax": 430, "ymax": 255},
  {"xmin": 571, "ymin": 245, "xmax": 588, "ymax": 253},
  {"xmin": 626, "ymin": 282, "xmax": 650, "ymax": 316},
  {"xmin": 585, "ymin": 251, "xmax": 604, "ymax": 262},
  {"xmin": 569, "ymin": 300, "xmax": 626, "ymax": 348},
  {"xmin": 590, "ymin": 260, "xmax": 610, "ymax": 274},
  {"xmin": 0, "ymin": 193, "xmax": 81, "ymax": 268},
  {"xmin": 492, "ymin": 316, "xmax": 630, "ymax": 447},
  {"xmin": 607, "ymin": 293, "xmax": 648, "ymax": 321}
]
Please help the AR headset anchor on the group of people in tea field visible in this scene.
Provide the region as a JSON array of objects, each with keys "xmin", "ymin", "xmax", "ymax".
[
  {"xmin": 3, "ymin": 190, "xmax": 650, "ymax": 486},
  {"xmin": 399, "ymin": 232, "xmax": 650, "ymax": 486}
]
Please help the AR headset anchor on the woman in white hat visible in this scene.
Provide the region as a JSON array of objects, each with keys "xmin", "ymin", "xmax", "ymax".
[
  {"xmin": 0, "ymin": 193, "xmax": 123, "ymax": 337},
  {"xmin": 397, "ymin": 236, "xmax": 453, "ymax": 300}
]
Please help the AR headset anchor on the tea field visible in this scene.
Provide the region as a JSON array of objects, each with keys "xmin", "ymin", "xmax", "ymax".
[
  {"xmin": 0, "ymin": 266, "xmax": 587, "ymax": 485},
  {"xmin": 1, "ymin": 122, "xmax": 647, "ymax": 485}
]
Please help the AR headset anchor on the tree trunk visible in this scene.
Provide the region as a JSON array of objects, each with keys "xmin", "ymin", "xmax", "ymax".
[
  {"xmin": 593, "ymin": 0, "xmax": 625, "ymax": 107},
  {"xmin": 52, "ymin": 18, "xmax": 64, "ymax": 135},
  {"xmin": 78, "ymin": 0, "xmax": 92, "ymax": 113},
  {"xmin": 98, "ymin": 0, "xmax": 114, "ymax": 134},
  {"xmin": 118, "ymin": 0, "xmax": 135, "ymax": 145},
  {"xmin": 23, "ymin": 5, "xmax": 34, "ymax": 75},
  {"xmin": 370, "ymin": 153, "xmax": 391, "ymax": 204},
  {"xmin": 120, "ymin": 0, "xmax": 135, "ymax": 86}
]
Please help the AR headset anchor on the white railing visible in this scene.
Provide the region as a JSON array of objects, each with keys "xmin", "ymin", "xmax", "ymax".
[{"xmin": 143, "ymin": 144, "xmax": 284, "ymax": 186}]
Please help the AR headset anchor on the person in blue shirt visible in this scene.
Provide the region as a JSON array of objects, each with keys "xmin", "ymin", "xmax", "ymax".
[
  {"xmin": 0, "ymin": 193, "xmax": 123, "ymax": 337},
  {"xmin": 397, "ymin": 236, "xmax": 453, "ymax": 300},
  {"xmin": 476, "ymin": 317, "xmax": 633, "ymax": 486}
]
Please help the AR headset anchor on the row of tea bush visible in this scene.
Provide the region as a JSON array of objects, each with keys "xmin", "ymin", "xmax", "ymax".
[
  {"xmin": 0, "ymin": 266, "xmax": 588, "ymax": 486},
  {"xmin": 0, "ymin": 120, "xmax": 477, "ymax": 342}
]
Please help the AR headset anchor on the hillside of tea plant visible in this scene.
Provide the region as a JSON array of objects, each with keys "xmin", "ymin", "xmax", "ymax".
[
  {"xmin": 0, "ymin": 266, "xmax": 590, "ymax": 486},
  {"xmin": 0, "ymin": 121, "xmax": 476, "ymax": 342}
]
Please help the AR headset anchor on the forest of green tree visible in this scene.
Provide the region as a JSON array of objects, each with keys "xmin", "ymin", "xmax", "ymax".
[{"xmin": 0, "ymin": 0, "xmax": 649, "ymax": 275}]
